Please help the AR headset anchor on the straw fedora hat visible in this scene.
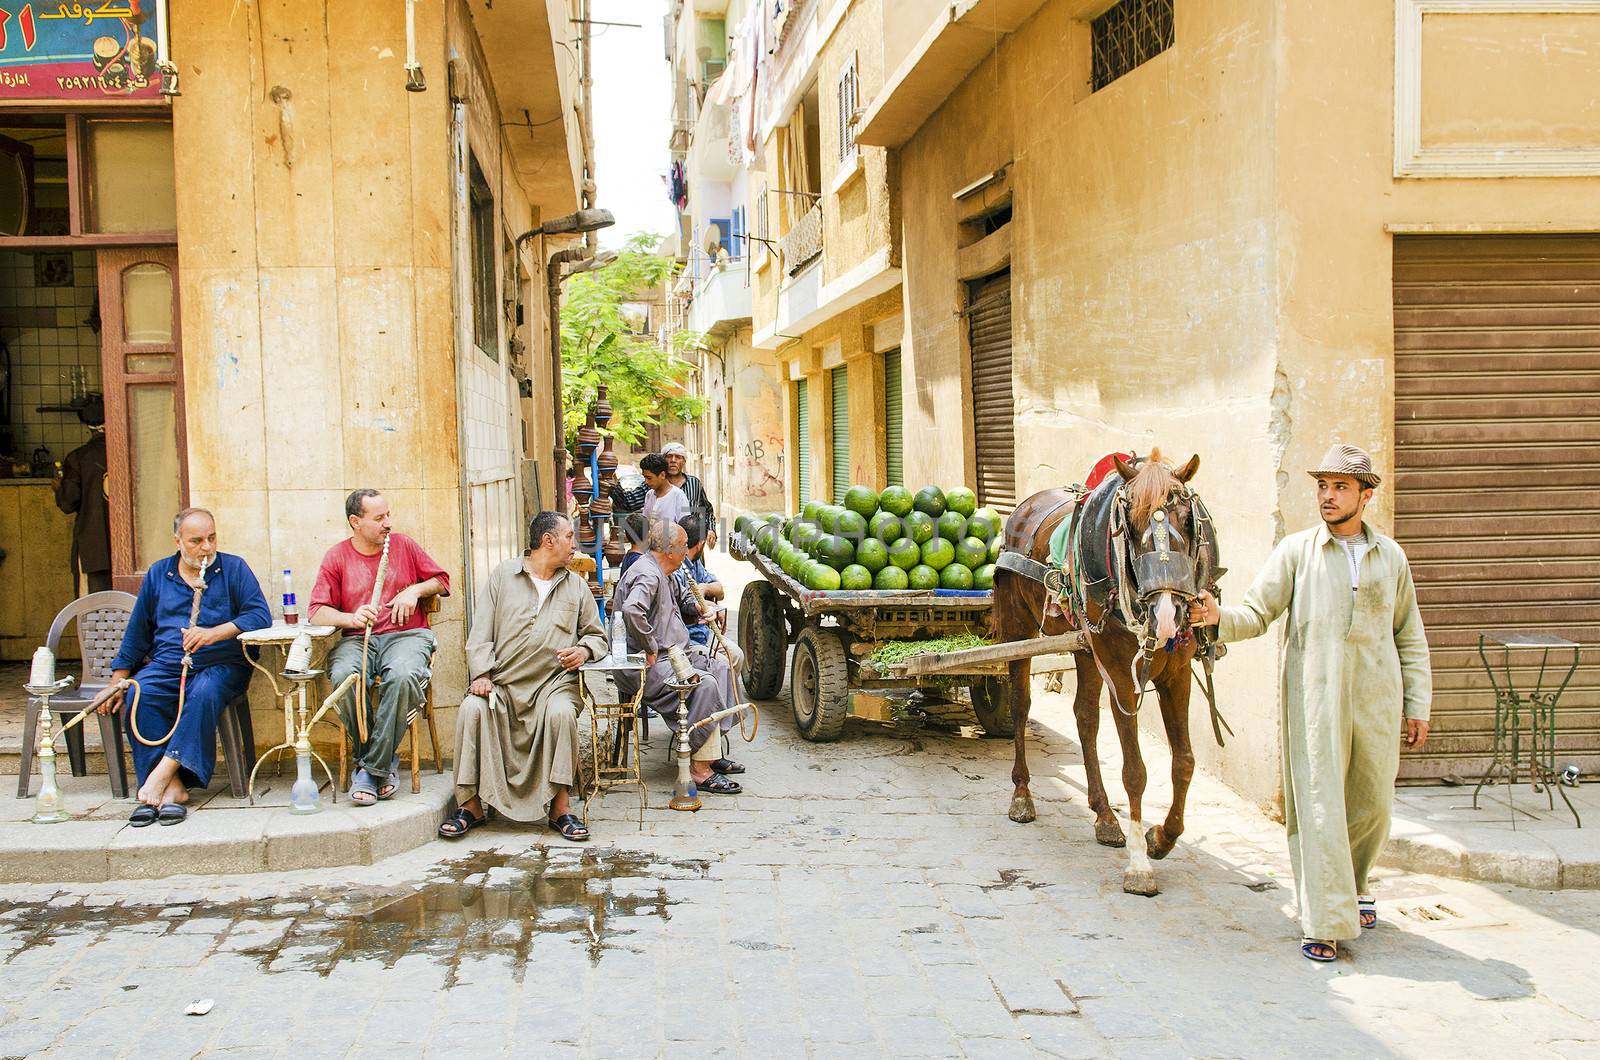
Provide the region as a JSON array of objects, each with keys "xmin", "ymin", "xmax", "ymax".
[{"xmin": 1307, "ymin": 443, "xmax": 1380, "ymax": 488}]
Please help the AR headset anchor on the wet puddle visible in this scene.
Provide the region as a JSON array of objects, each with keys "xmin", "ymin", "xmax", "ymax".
[{"xmin": 0, "ymin": 846, "xmax": 707, "ymax": 985}]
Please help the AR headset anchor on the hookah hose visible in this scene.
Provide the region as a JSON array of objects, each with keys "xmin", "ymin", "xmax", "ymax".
[
  {"xmin": 685, "ymin": 578, "xmax": 744, "ymax": 670},
  {"xmin": 129, "ymin": 555, "xmax": 209, "ymax": 747},
  {"xmin": 54, "ymin": 677, "xmax": 143, "ymax": 743},
  {"xmin": 355, "ymin": 533, "xmax": 391, "ymax": 743}
]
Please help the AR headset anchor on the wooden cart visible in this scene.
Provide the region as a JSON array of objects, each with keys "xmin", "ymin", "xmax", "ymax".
[{"xmin": 732, "ymin": 541, "xmax": 1084, "ymax": 741}]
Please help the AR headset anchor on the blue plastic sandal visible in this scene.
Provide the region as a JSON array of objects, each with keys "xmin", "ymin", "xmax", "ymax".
[
  {"xmin": 1358, "ymin": 896, "xmax": 1377, "ymax": 930},
  {"xmin": 1302, "ymin": 938, "xmax": 1337, "ymax": 962}
]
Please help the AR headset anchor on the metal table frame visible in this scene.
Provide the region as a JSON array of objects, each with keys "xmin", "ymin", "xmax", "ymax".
[
  {"xmin": 239, "ymin": 625, "xmax": 344, "ymax": 805},
  {"xmin": 578, "ymin": 654, "xmax": 649, "ymax": 828},
  {"xmin": 1473, "ymin": 631, "xmax": 1581, "ymax": 828}
]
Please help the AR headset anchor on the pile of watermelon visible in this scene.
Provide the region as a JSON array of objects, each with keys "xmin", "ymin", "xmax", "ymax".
[{"xmin": 732, "ymin": 484, "xmax": 1004, "ymax": 593}]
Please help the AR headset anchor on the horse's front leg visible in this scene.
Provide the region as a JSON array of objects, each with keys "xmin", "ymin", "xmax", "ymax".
[
  {"xmin": 1007, "ymin": 658, "xmax": 1037, "ymax": 822},
  {"xmin": 1071, "ymin": 651, "xmax": 1122, "ymax": 846},
  {"xmin": 1148, "ymin": 652, "xmax": 1197, "ymax": 861},
  {"xmin": 1092, "ymin": 638, "xmax": 1157, "ymax": 897}
]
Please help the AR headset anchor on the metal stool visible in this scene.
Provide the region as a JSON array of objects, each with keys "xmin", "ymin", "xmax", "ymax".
[{"xmin": 1473, "ymin": 631, "xmax": 1581, "ymax": 828}]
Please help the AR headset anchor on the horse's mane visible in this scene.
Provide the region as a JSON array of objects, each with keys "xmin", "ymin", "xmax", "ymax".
[{"xmin": 1126, "ymin": 449, "xmax": 1177, "ymax": 529}]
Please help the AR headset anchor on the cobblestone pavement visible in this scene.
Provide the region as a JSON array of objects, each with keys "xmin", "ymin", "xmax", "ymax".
[{"xmin": 3, "ymin": 679, "xmax": 1598, "ymax": 1060}]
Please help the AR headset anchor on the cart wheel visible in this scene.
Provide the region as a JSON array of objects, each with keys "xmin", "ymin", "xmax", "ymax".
[
  {"xmin": 791, "ymin": 626, "xmax": 850, "ymax": 742},
  {"xmin": 739, "ymin": 581, "xmax": 788, "ymax": 699},
  {"xmin": 970, "ymin": 677, "xmax": 1014, "ymax": 738}
]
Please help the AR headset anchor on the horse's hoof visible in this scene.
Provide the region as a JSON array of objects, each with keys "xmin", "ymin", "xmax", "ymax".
[
  {"xmin": 1008, "ymin": 794, "xmax": 1037, "ymax": 823},
  {"xmin": 1123, "ymin": 870, "xmax": 1160, "ymax": 897},
  {"xmin": 1095, "ymin": 819, "xmax": 1126, "ymax": 847},
  {"xmin": 1146, "ymin": 825, "xmax": 1177, "ymax": 861}
]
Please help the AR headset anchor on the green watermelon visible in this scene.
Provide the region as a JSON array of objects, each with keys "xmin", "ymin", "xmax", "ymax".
[
  {"xmin": 753, "ymin": 524, "xmax": 778, "ymax": 556},
  {"xmin": 888, "ymin": 538, "xmax": 921, "ymax": 570},
  {"xmin": 955, "ymin": 536, "xmax": 989, "ymax": 569},
  {"xmin": 869, "ymin": 511, "xmax": 903, "ymax": 543},
  {"xmin": 920, "ymin": 537, "xmax": 956, "ymax": 571},
  {"xmin": 937, "ymin": 511, "xmax": 967, "ymax": 542},
  {"xmin": 817, "ymin": 505, "xmax": 843, "ymax": 533},
  {"xmin": 806, "ymin": 563, "xmax": 842, "ymax": 591},
  {"xmin": 839, "ymin": 564, "xmax": 873, "ymax": 590},
  {"xmin": 734, "ymin": 514, "xmax": 753, "ymax": 537},
  {"xmin": 836, "ymin": 509, "xmax": 868, "ymax": 542},
  {"xmin": 879, "ymin": 485, "xmax": 914, "ymax": 517},
  {"xmin": 789, "ymin": 519, "xmax": 818, "ymax": 545},
  {"xmin": 945, "ymin": 486, "xmax": 977, "ymax": 518},
  {"xmin": 988, "ymin": 536, "xmax": 1002, "ymax": 564},
  {"xmin": 973, "ymin": 506, "xmax": 1001, "ymax": 527},
  {"xmin": 815, "ymin": 535, "xmax": 856, "ymax": 570},
  {"xmin": 939, "ymin": 563, "xmax": 974, "ymax": 589},
  {"xmin": 972, "ymin": 562, "xmax": 996, "ymax": 590},
  {"xmin": 904, "ymin": 511, "xmax": 936, "ymax": 544},
  {"xmin": 802, "ymin": 501, "xmax": 822, "ymax": 523},
  {"xmin": 855, "ymin": 538, "xmax": 890, "ymax": 573},
  {"xmin": 965, "ymin": 512, "xmax": 998, "ymax": 543},
  {"xmin": 913, "ymin": 486, "xmax": 947, "ymax": 518},
  {"xmin": 843, "ymin": 484, "xmax": 880, "ymax": 519},
  {"xmin": 780, "ymin": 546, "xmax": 802, "ymax": 578},
  {"xmin": 874, "ymin": 565, "xmax": 909, "ymax": 590},
  {"xmin": 907, "ymin": 564, "xmax": 940, "ymax": 590}
]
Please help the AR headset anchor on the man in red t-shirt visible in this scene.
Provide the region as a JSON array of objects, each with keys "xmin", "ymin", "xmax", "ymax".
[{"xmin": 310, "ymin": 489, "xmax": 450, "ymax": 805}]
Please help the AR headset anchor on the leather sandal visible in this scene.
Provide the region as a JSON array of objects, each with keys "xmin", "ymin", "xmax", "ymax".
[
  {"xmin": 697, "ymin": 772, "xmax": 742, "ymax": 795},
  {"xmin": 129, "ymin": 805, "xmax": 159, "ymax": 828},
  {"xmin": 548, "ymin": 813, "xmax": 590, "ymax": 842},
  {"xmin": 438, "ymin": 806, "xmax": 488, "ymax": 839},
  {"xmin": 156, "ymin": 803, "xmax": 188, "ymax": 826},
  {"xmin": 710, "ymin": 758, "xmax": 745, "ymax": 775}
]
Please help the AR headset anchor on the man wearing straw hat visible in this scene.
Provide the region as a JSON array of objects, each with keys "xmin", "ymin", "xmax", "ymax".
[{"xmin": 1191, "ymin": 443, "xmax": 1432, "ymax": 964}]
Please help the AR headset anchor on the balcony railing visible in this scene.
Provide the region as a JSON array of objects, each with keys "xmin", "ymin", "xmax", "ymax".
[{"xmin": 779, "ymin": 202, "xmax": 823, "ymax": 276}]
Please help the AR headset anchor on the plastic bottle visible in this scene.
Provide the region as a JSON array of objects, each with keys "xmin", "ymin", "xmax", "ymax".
[
  {"xmin": 282, "ymin": 568, "xmax": 300, "ymax": 625},
  {"xmin": 610, "ymin": 610, "xmax": 628, "ymax": 661}
]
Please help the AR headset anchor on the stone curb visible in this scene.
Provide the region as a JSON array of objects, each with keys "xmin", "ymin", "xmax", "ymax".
[
  {"xmin": 1380, "ymin": 818, "xmax": 1600, "ymax": 890},
  {"xmin": 0, "ymin": 775, "xmax": 454, "ymax": 884}
]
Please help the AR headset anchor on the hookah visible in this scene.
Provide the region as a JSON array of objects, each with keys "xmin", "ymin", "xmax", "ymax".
[
  {"xmin": 665, "ymin": 646, "xmax": 702, "ymax": 812},
  {"xmin": 25, "ymin": 647, "xmax": 79, "ymax": 824}
]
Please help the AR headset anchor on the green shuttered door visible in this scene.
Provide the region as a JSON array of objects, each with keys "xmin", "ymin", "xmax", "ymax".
[
  {"xmin": 883, "ymin": 349, "xmax": 903, "ymax": 487},
  {"xmin": 795, "ymin": 379, "xmax": 811, "ymax": 504},
  {"xmin": 831, "ymin": 366, "xmax": 850, "ymax": 500}
]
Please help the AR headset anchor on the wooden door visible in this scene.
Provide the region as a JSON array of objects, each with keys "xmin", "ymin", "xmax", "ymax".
[{"xmin": 98, "ymin": 246, "xmax": 186, "ymax": 594}]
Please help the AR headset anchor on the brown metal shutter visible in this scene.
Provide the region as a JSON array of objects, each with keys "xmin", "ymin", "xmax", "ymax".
[
  {"xmin": 968, "ymin": 270, "xmax": 1016, "ymax": 509},
  {"xmin": 1393, "ymin": 234, "xmax": 1600, "ymax": 781}
]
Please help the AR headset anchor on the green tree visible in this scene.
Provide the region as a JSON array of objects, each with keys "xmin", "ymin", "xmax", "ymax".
[{"xmin": 560, "ymin": 233, "xmax": 706, "ymax": 448}]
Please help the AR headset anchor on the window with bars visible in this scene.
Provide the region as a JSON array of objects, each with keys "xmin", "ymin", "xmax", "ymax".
[
  {"xmin": 795, "ymin": 378, "xmax": 811, "ymax": 504},
  {"xmin": 836, "ymin": 54, "xmax": 859, "ymax": 164},
  {"xmin": 1091, "ymin": 0, "xmax": 1174, "ymax": 91},
  {"xmin": 883, "ymin": 349, "xmax": 904, "ymax": 487},
  {"xmin": 830, "ymin": 366, "xmax": 850, "ymax": 500}
]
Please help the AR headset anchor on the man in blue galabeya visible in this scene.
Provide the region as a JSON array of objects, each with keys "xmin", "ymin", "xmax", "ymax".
[{"xmin": 101, "ymin": 507, "xmax": 271, "ymax": 826}]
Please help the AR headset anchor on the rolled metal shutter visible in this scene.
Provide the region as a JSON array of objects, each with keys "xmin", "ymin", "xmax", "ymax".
[
  {"xmin": 831, "ymin": 365, "xmax": 850, "ymax": 499},
  {"xmin": 795, "ymin": 379, "xmax": 811, "ymax": 504},
  {"xmin": 968, "ymin": 270, "xmax": 1016, "ymax": 509},
  {"xmin": 884, "ymin": 348, "xmax": 904, "ymax": 487},
  {"xmin": 1393, "ymin": 234, "xmax": 1600, "ymax": 781}
]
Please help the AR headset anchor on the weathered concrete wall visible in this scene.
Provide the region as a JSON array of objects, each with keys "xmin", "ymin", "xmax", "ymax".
[
  {"xmin": 817, "ymin": 0, "xmax": 896, "ymax": 283},
  {"xmin": 896, "ymin": 0, "xmax": 1285, "ymax": 807},
  {"xmin": 725, "ymin": 332, "xmax": 789, "ymax": 518},
  {"xmin": 172, "ymin": 0, "xmax": 557, "ymax": 761}
]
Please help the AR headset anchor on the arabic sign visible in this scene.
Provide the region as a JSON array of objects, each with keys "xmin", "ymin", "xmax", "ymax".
[{"xmin": 0, "ymin": 2, "xmax": 163, "ymax": 101}]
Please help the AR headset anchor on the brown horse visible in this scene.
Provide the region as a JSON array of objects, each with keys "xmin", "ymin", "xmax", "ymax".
[{"xmin": 993, "ymin": 452, "xmax": 1213, "ymax": 896}]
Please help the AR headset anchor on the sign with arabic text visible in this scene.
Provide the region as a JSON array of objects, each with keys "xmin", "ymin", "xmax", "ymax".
[{"xmin": 0, "ymin": 2, "xmax": 163, "ymax": 101}]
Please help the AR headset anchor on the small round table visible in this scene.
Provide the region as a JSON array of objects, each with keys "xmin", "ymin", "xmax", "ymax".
[{"xmin": 239, "ymin": 624, "xmax": 343, "ymax": 806}]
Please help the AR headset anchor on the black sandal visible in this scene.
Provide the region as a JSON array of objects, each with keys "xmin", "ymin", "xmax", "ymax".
[
  {"xmin": 710, "ymin": 758, "xmax": 745, "ymax": 775},
  {"xmin": 438, "ymin": 806, "xmax": 487, "ymax": 839},
  {"xmin": 697, "ymin": 772, "xmax": 742, "ymax": 795},
  {"xmin": 129, "ymin": 805, "xmax": 159, "ymax": 828},
  {"xmin": 548, "ymin": 813, "xmax": 590, "ymax": 842}
]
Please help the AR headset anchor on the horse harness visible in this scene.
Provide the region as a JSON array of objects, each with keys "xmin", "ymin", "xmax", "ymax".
[{"xmin": 995, "ymin": 477, "xmax": 1235, "ymax": 746}]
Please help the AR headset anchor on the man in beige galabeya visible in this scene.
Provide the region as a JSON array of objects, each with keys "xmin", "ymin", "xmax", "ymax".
[{"xmin": 1191, "ymin": 443, "xmax": 1432, "ymax": 963}]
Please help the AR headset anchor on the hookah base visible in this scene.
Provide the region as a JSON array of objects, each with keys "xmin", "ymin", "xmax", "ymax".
[
  {"xmin": 669, "ymin": 786, "xmax": 702, "ymax": 812},
  {"xmin": 30, "ymin": 808, "xmax": 70, "ymax": 825}
]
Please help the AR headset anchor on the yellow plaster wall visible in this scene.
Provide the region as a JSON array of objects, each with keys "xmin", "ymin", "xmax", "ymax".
[
  {"xmin": 0, "ymin": 484, "xmax": 76, "ymax": 662},
  {"xmin": 725, "ymin": 334, "xmax": 789, "ymax": 517},
  {"xmin": 170, "ymin": 0, "xmax": 573, "ymax": 759},
  {"xmin": 817, "ymin": 0, "xmax": 896, "ymax": 282},
  {"xmin": 896, "ymin": 0, "xmax": 1285, "ymax": 806}
]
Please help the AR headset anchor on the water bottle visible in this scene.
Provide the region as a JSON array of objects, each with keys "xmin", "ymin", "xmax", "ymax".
[
  {"xmin": 282, "ymin": 568, "xmax": 300, "ymax": 625},
  {"xmin": 609, "ymin": 610, "xmax": 628, "ymax": 661}
]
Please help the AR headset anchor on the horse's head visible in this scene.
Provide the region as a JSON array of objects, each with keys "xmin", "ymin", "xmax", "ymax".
[{"xmin": 1113, "ymin": 451, "xmax": 1202, "ymax": 646}]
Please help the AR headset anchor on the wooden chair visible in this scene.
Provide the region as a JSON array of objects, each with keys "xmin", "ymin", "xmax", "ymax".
[
  {"xmin": 18, "ymin": 592, "xmax": 256, "ymax": 800},
  {"xmin": 338, "ymin": 595, "xmax": 444, "ymax": 794}
]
